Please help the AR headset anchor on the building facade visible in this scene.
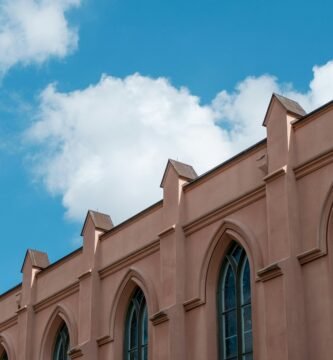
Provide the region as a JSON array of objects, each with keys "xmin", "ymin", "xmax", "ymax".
[{"xmin": 1, "ymin": 93, "xmax": 333, "ymax": 360}]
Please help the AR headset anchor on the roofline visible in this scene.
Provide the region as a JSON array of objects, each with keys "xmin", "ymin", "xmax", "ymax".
[
  {"xmin": 263, "ymin": 93, "xmax": 305, "ymax": 127},
  {"xmin": 160, "ymin": 159, "xmax": 197, "ymax": 188},
  {"xmin": 20, "ymin": 248, "xmax": 49, "ymax": 273},
  {"xmin": 6, "ymin": 97, "xmax": 332, "ymax": 297},
  {"xmin": 0, "ymin": 138, "xmax": 267, "ymax": 296},
  {"xmin": 36, "ymin": 247, "xmax": 83, "ymax": 278},
  {"xmin": 0, "ymin": 283, "xmax": 22, "ymax": 299},
  {"xmin": 0, "ymin": 248, "xmax": 83, "ymax": 298},
  {"xmin": 100, "ymin": 200, "xmax": 163, "ymax": 240},
  {"xmin": 262, "ymin": 94, "xmax": 275, "ymax": 127},
  {"xmin": 80, "ymin": 210, "xmax": 92, "ymax": 236},
  {"xmin": 184, "ymin": 138, "xmax": 267, "ymax": 190},
  {"xmin": 100, "ymin": 140, "xmax": 267, "ymax": 238},
  {"xmin": 292, "ymin": 99, "xmax": 333, "ymax": 126},
  {"xmin": 27, "ymin": 101, "xmax": 333, "ymax": 280},
  {"xmin": 80, "ymin": 210, "xmax": 113, "ymax": 236}
]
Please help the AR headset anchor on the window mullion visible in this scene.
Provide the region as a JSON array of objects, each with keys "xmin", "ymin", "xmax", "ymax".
[
  {"xmin": 218, "ymin": 243, "xmax": 252, "ymax": 360},
  {"xmin": 138, "ymin": 305, "xmax": 142, "ymax": 360},
  {"xmin": 236, "ymin": 261, "xmax": 243, "ymax": 360},
  {"xmin": 125, "ymin": 289, "xmax": 147, "ymax": 360}
]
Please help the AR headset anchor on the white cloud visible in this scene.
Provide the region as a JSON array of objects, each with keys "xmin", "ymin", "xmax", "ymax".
[
  {"xmin": 0, "ymin": 0, "xmax": 80, "ymax": 74},
  {"xmin": 27, "ymin": 74, "xmax": 232, "ymax": 222},
  {"xmin": 26, "ymin": 60, "xmax": 333, "ymax": 224}
]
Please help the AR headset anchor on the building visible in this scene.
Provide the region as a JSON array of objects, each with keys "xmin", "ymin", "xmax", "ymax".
[{"xmin": 1, "ymin": 93, "xmax": 333, "ymax": 360}]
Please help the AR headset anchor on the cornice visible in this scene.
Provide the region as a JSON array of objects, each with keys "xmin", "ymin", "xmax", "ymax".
[
  {"xmin": 183, "ymin": 297, "xmax": 205, "ymax": 312},
  {"xmin": 183, "ymin": 185, "xmax": 266, "ymax": 236},
  {"xmin": 99, "ymin": 239, "xmax": 160, "ymax": 280},
  {"xmin": 184, "ymin": 139, "xmax": 267, "ymax": 192},
  {"xmin": 294, "ymin": 147, "xmax": 333, "ymax": 180},
  {"xmin": 263, "ymin": 166, "xmax": 286, "ymax": 183},
  {"xmin": 158, "ymin": 225, "xmax": 176, "ymax": 239},
  {"xmin": 97, "ymin": 335, "xmax": 113, "ymax": 347},
  {"xmin": 150, "ymin": 310, "xmax": 169, "ymax": 326},
  {"xmin": 16, "ymin": 305, "xmax": 28, "ymax": 315},
  {"xmin": 297, "ymin": 248, "xmax": 327, "ymax": 265},
  {"xmin": 34, "ymin": 281, "xmax": 80, "ymax": 313},
  {"xmin": 256, "ymin": 263, "xmax": 283, "ymax": 282},
  {"xmin": 100, "ymin": 201, "xmax": 163, "ymax": 241},
  {"xmin": 0, "ymin": 315, "xmax": 18, "ymax": 332},
  {"xmin": 68, "ymin": 348, "xmax": 83, "ymax": 359},
  {"xmin": 292, "ymin": 101, "xmax": 333, "ymax": 130},
  {"xmin": 78, "ymin": 269, "xmax": 92, "ymax": 281},
  {"xmin": 36, "ymin": 248, "xmax": 82, "ymax": 279}
]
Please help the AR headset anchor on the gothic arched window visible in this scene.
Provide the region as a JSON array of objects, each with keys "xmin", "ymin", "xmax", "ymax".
[
  {"xmin": 53, "ymin": 323, "xmax": 70, "ymax": 360},
  {"xmin": 125, "ymin": 288, "xmax": 148, "ymax": 360},
  {"xmin": 217, "ymin": 242, "xmax": 253, "ymax": 360},
  {"xmin": 0, "ymin": 350, "xmax": 8, "ymax": 360}
]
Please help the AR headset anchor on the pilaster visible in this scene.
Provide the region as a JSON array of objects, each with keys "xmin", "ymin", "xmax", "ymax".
[
  {"xmin": 78, "ymin": 210, "xmax": 113, "ymax": 359},
  {"xmin": 159, "ymin": 159, "xmax": 197, "ymax": 360},
  {"xmin": 18, "ymin": 250, "xmax": 49, "ymax": 360},
  {"xmin": 263, "ymin": 94, "xmax": 307, "ymax": 360}
]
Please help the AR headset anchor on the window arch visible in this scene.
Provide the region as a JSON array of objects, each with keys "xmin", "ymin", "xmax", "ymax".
[
  {"xmin": 124, "ymin": 288, "xmax": 148, "ymax": 360},
  {"xmin": 217, "ymin": 242, "xmax": 253, "ymax": 360},
  {"xmin": 53, "ymin": 323, "xmax": 70, "ymax": 360}
]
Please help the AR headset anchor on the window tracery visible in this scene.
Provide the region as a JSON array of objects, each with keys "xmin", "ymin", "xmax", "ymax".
[
  {"xmin": 218, "ymin": 242, "xmax": 253, "ymax": 360},
  {"xmin": 125, "ymin": 288, "xmax": 148, "ymax": 360},
  {"xmin": 53, "ymin": 323, "xmax": 70, "ymax": 360}
]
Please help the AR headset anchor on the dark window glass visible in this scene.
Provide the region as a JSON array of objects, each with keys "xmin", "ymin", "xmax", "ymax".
[
  {"xmin": 0, "ymin": 351, "xmax": 8, "ymax": 360},
  {"xmin": 223, "ymin": 265, "xmax": 236, "ymax": 311},
  {"xmin": 125, "ymin": 288, "xmax": 148, "ymax": 360},
  {"xmin": 218, "ymin": 242, "xmax": 253, "ymax": 360},
  {"xmin": 231, "ymin": 245, "xmax": 243, "ymax": 264},
  {"xmin": 53, "ymin": 323, "xmax": 70, "ymax": 360}
]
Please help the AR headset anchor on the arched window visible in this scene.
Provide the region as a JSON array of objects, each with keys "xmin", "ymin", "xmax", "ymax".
[
  {"xmin": 53, "ymin": 323, "xmax": 70, "ymax": 360},
  {"xmin": 124, "ymin": 288, "xmax": 148, "ymax": 360},
  {"xmin": 0, "ymin": 350, "xmax": 8, "ymax": 360},
  {"xmin": 217, "ymin": 242, "xmax": 253, "ymax": 360}
]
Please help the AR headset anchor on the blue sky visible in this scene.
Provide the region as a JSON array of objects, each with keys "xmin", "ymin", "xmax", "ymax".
[{"xmin": 1, "ymin": 0, "xmax": 333, "ymax": 293}]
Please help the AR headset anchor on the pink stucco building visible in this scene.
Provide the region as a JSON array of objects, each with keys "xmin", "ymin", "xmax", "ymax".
[{"xmin": 1, "ymin": 93, "xmax": 333, "ymax": 360}]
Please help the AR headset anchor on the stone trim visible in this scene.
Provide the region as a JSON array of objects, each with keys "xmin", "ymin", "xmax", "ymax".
[
  {"xmin": 99, "ymin": 239, "xmax": 160, "ymax": 280},
  {"xmin": 0, "ymin": 333, "xmax": 16, "ymax": 360},
  {"xmin": 36, "ymin": 248, "xmax": 82, "ymax": 279},
  {"xmin": 158, "ymin": 225, "xmax": 176, "ymax": 239},
  {"xmin": 100, "ymin": 201, "xmax": 163, "ymax": 241},
  {"xmin": 16, "ymin": 305, "xmax": 27, "ymax": 315},
  {"xmin": 78, "ymin": 269, "xmax": 92, "ymax": 281},
  {"xmin": 184, "ymin": 139, "xmax": 267, "ymax": 192},
  {"xmin": 68, "ymin": 347, "xmax": 83, "ymax": 359},
  {"xmin": 296, "ymin": 182, "xmax": 333, "ymax": 265},
  {"xmin": 0, "ymin": 315, "xmax": 18, "ymax": 332},
  {"xmin": 292, "ymin": 101, "xmax": 333, "ymax": 129},
  {"xmin": 150, "ymin": 310, "xmax": 169, "ymax": 326},
  {"xmin": 297, "ymin": 248, "xmax": 327, "ymax": 265},
  {"xmin": 183, "ymin": 298, "xmax": 205, "ymax": 312},
  {"xmin": 257, "ymin": 263, "xmax": 283, "ymax": 282},
  {"xmin": 294, "ymin": 147, "xmax": 333, "ymax": 180},
  {"xmin": 183, "ymin": 185, "xmax": 266, "ymax": 236},
  {"xmin": 33, "ymin": 281, "xmax": 80, "ymax": 313},
  {"xmin": 263, "ymin": 166, "xmax": 287, "ymax": 183},
  {"xmin": 97, "ymin": 335, "xmax": 113, "ymax": 347}
]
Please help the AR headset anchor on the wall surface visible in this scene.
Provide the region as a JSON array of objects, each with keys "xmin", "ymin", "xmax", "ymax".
[{"xmin": 1, "ymin": 95, "xmax": 333, "ymax": 360}]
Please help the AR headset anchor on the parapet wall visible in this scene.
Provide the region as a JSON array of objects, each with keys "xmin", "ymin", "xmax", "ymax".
[{"xmin": 1, "ymin": 94, "xmax": 333, "ymax": 360}]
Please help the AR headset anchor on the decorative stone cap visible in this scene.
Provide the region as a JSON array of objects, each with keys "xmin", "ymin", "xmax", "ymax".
[
  {"xmin": 160, "ymin": 159, "xmax": 198, "ymax": 188},
  {"xmin": 263, "ymin": 93, "xmax": 306, "ymax": 126},
  {"xmin": 21, "ymin": 249, "xmax": 49, "ymax": 273},
  {"xmin": 80, "ymin": 210, "xmax": 113, "ymax": 236}
]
